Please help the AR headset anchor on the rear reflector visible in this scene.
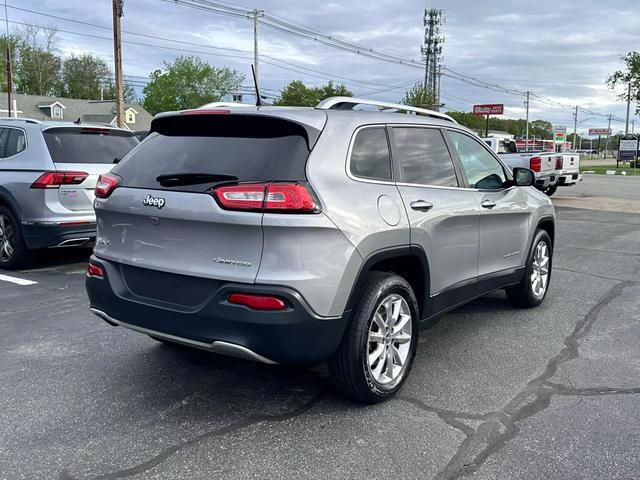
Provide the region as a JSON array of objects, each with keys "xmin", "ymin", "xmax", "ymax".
[
  {"xmin": 95, "ymin": 173, "xmax": 120, "ymax": 198},
  {"xmin": 181, "ymin": 109, "xmax": 230, "ymax": 115},
  {"xmin": 31, "ymin": 171, "xmax": 88, "ymax": 189},
  {"xmin": 555, "ymin": 156, "xmax": 563, "ymax": 169},
  {"xmin": 228, "ymin": 293, "xmax": 286, "ymax": 311},
  {"xmin": 87, "ymin": 262, "xmax": 104, "ymax": 279},
  {"xmin": 530, "ymin": 156, "xmax": 542, "ymax": 172},
  {"xmin": 214, "ymin": 183, "xmax": 318, "ymax": 213}
]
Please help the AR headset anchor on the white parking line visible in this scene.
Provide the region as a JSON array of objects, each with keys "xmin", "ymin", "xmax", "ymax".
[{"xmin": 0, "ymin": 274, "xmax": 38, "ymax": 286}]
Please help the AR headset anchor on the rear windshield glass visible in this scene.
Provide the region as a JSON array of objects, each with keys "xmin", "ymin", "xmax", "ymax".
[
  {"xmin": 43, "ymin": 128, "xmax": 138, "ymax": 164},
  {"xmin": 112, "ymin": 115, "xmax": 314, "ymax": 190}
]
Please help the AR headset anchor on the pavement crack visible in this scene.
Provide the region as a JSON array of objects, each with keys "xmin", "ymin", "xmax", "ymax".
[
  {"xmin": 544, "ymin": 381, "xmax": 640, "ymax": 396},
  {"xmin": 1, "ymin": 295, "xmax": 85, "ymax": 317},
  {"xmin": 432, "ymin": 279, "xmax": 634, "ymax": 480},
  {"xmin": 553, "ymin": 267, "xmax": 629, "ymax": 282},
  {"xmin": 58, "ymin": 389, "xmax": 325, "ymax": 480},
  {"xmin": 395, "ymin": 395, "xmax": 487, "ymax": 436}
]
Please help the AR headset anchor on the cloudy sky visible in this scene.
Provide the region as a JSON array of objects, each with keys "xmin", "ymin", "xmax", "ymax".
[{"xmin": 13, "ymin": 0, "xmax": 640, "ymax": 135}]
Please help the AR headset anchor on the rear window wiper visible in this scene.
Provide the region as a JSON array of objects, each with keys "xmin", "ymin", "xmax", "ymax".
[{"xmin": 156, "ymin": 173, "xmax": 238, "ymax": 187}]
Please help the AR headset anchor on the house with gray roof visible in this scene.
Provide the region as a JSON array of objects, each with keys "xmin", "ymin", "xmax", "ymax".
[{"xmin": 1, "ymin": 93, "xmax": 153, "ymax": 131}]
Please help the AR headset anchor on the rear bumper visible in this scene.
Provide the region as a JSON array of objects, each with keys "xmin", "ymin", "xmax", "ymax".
[
  {"xmin": 534, "ymin": 174, "xmax": 557, "ymax": 189},
  {"xmin": 558, "ymin": 173, "xmax": 582, "ymax": 185},
  {"xmin": 22, "ymin": 221, "xmax": 96, "ymax": 249},
  {"xmin": 85, "ymin": 256, "xmax": 349, "ymax": 364}
]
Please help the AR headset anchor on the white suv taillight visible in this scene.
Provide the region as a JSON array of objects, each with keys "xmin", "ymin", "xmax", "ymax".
[
  {"xmin": 31, "ymin": 171, "xmax": 88, "ymax": 189},
  {"xmin": 213, "ymin": 183, "xmax": 318, "ymax": 213}
]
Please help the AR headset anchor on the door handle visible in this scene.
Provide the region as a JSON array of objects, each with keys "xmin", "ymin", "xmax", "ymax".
[
  {"xmin": 410, "ymin": 200, "xmax": 433, "ymax": 212},
  {"xmin": 481, "ymin": 200, "xmax": 497, "ymax": 209}
]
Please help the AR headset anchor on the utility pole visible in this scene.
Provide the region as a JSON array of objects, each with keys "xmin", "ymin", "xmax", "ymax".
[
  {"xmin": 524, "ymin": 91, "xmax": 530, "ymax": 151},
  {"xmin": 112, "ymin": 0, "xmax": 124, "ymax": 129},
  {"xmin": 625, "ymin": 81, "xmax": 632, "ymax": 135},
  {"xmin": 604, "ymin": 113, "xmax": 612, "ymax": 159},
  {"xmin": 572, "ymin": 105, "xmax": 578, "ymax": 152},
  {"xmin": 250, "ymin": 9, "xmax": 264, "ymax": 87},
  {"xmin": 421, "ymin": 8, "xmax": 445, "ymax": 110},
  {"xmin": 4, "ymin": 0, "xmax": 12, "ymax": 117}
]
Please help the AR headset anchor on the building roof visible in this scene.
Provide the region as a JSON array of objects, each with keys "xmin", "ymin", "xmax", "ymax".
[{"xmin": 0, "ymin": 93, "xmax": 153, "ymax": 130}]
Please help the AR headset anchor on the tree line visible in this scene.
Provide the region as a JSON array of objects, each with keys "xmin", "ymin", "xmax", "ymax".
[{"xmin": 1, "ymin": 26, "xmax": 136, "ymax": 101}]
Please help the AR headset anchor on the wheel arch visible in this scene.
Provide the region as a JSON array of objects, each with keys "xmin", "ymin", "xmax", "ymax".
[
  {"xmin": 344, "ymin": 246, "xmax": 430, "ymax": 320},
  {"xmin": 0, "ymin": 187, "xmax": 22, "ymax": 222},
  {"xmin": 536, "ymin": 216, "xmax": 555, "ymax": 247}
]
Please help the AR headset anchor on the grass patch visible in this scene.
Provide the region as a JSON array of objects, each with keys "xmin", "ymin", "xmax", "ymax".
[{"xmin": 580, "ymin": 164, "xmax": 640, "ymax": 176}]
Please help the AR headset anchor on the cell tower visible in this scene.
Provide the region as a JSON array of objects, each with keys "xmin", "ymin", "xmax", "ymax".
[{"xmin": 421, "ymin": 8, "xmax": 445, "ymax": 110}]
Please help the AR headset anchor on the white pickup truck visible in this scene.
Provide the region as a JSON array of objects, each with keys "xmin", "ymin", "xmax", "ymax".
[{"xmin": 483, "ymin": 138, "xmax": 581, "ymax": 196}]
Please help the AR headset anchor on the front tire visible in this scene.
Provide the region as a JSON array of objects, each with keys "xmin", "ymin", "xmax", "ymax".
[
  {"xmin": 506, "ymin": 229, "xmax": 552, "ymax": 308},
  {"xmin": 0, "ymin": 207, "xmax": 29, "ymax": 270},
  {"xmin": 329, "ymin": 272, "xmax": 419, "ymax": 404}
]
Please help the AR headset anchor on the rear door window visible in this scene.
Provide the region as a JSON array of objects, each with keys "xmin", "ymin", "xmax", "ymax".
[
  {"xmin": 113, "ymin": 114, "xmax": 316, "ymax": 191},
  {"xmin": 391, "ymin": 127, "xmax": 458, "ymax": 187},
  {"xmin": 43, "ymin": 128, "xmax": 138, "ymax": 164},
  {"xmin": 5, "ymin": 129, "xmax": 26, "ymax": 157},
  {"xmin": 349, "ymin": 127, "xmax": 392, "ymax": 181}
]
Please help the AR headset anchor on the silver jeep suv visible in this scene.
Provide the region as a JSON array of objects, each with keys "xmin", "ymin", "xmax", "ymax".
[
  {"xmin": 86, "ymin": 98, "xmax": 555, "ymax": 403},
  {"xmin": 0, "ymin": 119, "xmax": 138, "ymax": 269}
]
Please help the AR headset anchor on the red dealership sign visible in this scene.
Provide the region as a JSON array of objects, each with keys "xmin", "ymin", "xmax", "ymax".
[{"xmin": 472, "ymin": 104, "xmax": 504, "ymax": 115}]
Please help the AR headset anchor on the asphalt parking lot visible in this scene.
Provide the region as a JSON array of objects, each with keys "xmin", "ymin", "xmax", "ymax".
[{"xmin": 1, "ymin": 176, "xmax": 639, "ymax": 480}]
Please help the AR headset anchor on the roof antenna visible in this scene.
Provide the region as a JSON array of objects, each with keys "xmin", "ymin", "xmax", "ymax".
[{"xmin": 251, "ymin": 64, "xmax": 262, "ymax": 107}]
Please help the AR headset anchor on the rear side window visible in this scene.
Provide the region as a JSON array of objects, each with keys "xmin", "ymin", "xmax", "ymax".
[
  {"xmin": 6, "ymin": 129, "xmax": 26, "ymax": 157},
  {"xmin": 350, "ymin": 127, "xmax": 392, "ymax": 181},
  {"xmin": 43, "ymin": 128, "xmax": 138, "ymax": 164},
  {"xmin": 392, "ymin": 127, "xmax": 458, "ymax": 187},
  {"xmin": 113, "ymin": 114, "xmax": 315, "ymax": 190}
]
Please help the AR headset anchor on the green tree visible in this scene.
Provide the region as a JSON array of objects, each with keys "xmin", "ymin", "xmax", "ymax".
[
  {"xmin": 401, "ymin": 82, "xmax": 437, "ymax": 109},
  {"xmin": 61, "ymin": 54, "xmax": 111, "ymax": 99},
  {"xmin": 102, "ymin": 83, "xmax": 138, "ymax": 103},
  {"xmin": 273, "ymin": 80, "xmax": 351, "ymax": 107},
  {"xmin": 142, "ymin": 56, "xmax": 244, "ymax": 114},
  {"xmin": 607, "ymin": 51, "xmax": 640, "ymax": 115},
  {"xmin": 14, "ymin": 25, "xmax": 61, "ymax": 96},
  {"xmin": 0, "ymin": 35, "xmax": 21, "ymax": 92}
]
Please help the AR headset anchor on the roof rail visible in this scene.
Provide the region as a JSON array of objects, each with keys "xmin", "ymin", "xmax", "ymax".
[
  {"xmin": 0, "ymin": 117, "xmax": 43, "ymax": 124},
  {"xmin": 316, "ymin": 96, "xmax": 456, "ymax": 123}
]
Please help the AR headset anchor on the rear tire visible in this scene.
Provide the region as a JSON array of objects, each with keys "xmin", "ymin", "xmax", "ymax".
[
  {"xmin": 329, "ymin": 272, "xmax": 419, "ymax": 404},
  {"xmin": 0, "ymin": 206, "xmax": 29, "ymax": 270},
  {"xmin": 544, "ymin": 185, "xmax": 558, "ymax": 196},
  {"xmin": 506, "ymin": 229, "xmax": 552, "ymax": 308}
]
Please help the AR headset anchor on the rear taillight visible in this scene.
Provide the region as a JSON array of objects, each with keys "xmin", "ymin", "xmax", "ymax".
[
  {"xmin": 214, "ymin": 183, "xmax": 318, "ymax": 213},
  {"xmin": 95, "ymin": 173, "xmax": 120, "ymax": 199},
  {"xmin": 87, "ymin": 262, "xmax": 104, "ymax": 279},
  {"xmin": 555, "ymin": 156, "xmax": 563, "ymax": 169},
  {"xmin": 31, "ymin": 171, "xmax": 88, "ymax": 189},
  {"xmin": 228, "ymin": 293, "xmax": 286, "ymax": 311},
  {"xmin": 530, "ymin": 157, "xmax": 542, "ymax": 172}
]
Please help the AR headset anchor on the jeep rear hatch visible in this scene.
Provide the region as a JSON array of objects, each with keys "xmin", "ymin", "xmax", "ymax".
[{"xmin": 94, "ymin": 112, "xmax": 322, "ymax": 284}]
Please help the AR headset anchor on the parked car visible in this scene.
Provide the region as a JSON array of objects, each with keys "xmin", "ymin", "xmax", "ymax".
[
  {"xmin": 482, "ymin": 137, "xmax": 558, "ymax": 195},
  {"xmin": 0, "ymin": 118, "xmax": 138, "ymax": 269},
  {"xmin": 86, "ymin": 97, "xmax": 555, "ymax": 403}
]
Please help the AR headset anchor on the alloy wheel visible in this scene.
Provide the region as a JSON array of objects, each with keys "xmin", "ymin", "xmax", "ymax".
[
  {"xmin": 366, "ymin": 294, "xmax": 413, "ymax": 385},
  {"xmin": 530, "ymin": 240, "xmax": 550, "ymax": 298},
  {"xmin": 0, "ymin": 214, "xmax": 15, "ymax": 262}
]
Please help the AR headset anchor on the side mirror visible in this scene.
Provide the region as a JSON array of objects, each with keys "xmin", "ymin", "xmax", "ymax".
[{"xmin": 513, "ymin": 167, "xmax": 535, "ymax": 187}]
